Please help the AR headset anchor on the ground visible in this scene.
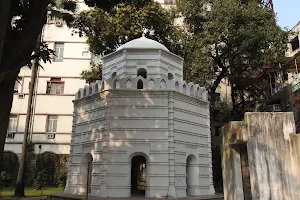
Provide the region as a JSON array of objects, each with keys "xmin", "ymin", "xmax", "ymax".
[{"xmin": 0, "ymin": 187, "xmax": 63, "ymax": 199}]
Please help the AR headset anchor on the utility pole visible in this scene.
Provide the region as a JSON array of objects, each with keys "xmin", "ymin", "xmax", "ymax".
[{"xmin": 14, "ymin": 34, "xmax": 41, "ymax": 197}]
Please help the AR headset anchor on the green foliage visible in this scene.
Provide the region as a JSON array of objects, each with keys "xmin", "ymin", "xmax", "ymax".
[
  {"xmin": 34, "ymin": 170, "xmax": 49, "ymax": 190},
  {"xmin": 81, "ymin": 62, "xmax": 102, "ymax": 84},
  {"xmin": 0, "ymin": 150, "xmax": 69, "ymax": 189},
  {"xmin": 177, "ymin": 0, "xmax": 288, "ymax": 110},
  {"xmin": 35, "ymin": 152, "xmax": 69, "ymax": 188},
  {"xmin": 75, "ymin": 0, "xmax": 182, "ymax": 83},
  {"xmin": 0, "ymin": 152, "xmax": 19, "ymax": 187},
  {"xmin": 73, "ymin": 0, "xmax": 180, "ymax": 56}
]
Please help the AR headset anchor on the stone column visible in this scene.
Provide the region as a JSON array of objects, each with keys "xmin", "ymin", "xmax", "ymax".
[
  {"xmin": 64, "ymin": 104, "xmax": 77, "ymax": 194},
  {"xmin": 167, "ymin": 92, "xmax": 176, "ymax": 197},
  {"xmin": 101, "ymin": 97, "xmax": 110, "ymax": 197}
]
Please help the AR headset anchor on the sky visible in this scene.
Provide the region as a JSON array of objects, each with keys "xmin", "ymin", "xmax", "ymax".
[{"xmin": 273, "ymin": 0, "xmax": 300, "ymax": 30}]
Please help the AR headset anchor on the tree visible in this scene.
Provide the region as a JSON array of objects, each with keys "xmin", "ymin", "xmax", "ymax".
[
  {"xmin": 81, "ymin": 62, "xmax": 102, "ymax": 84},
  {"xmin": 177, "ymin": 0, "xmax": 288, "ymax": 116},
  {"xmin": 0, "ymin": 0, "xmax": 124, "ymax": 197},
  {"xmin": 73, "ymin": 0, "xmax": 181, "ymax": 57},
  {"xmin": 74, "ymin": 0, "xmax": 182, "ymax": 82}
]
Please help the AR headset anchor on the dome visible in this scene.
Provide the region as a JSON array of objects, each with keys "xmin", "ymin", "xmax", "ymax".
[{"xmin": 117, "ymin": 37, "xmax": 169, "ymax": 52}]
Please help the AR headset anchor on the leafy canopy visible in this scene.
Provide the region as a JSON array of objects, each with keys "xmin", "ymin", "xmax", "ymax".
[
  {"xmin": 73, "ymin": 0, "xmax": 181, "ymax": 57},
  {"xmin": 177, "ymin": 0, "xmax": 288, "ymax": 108}
]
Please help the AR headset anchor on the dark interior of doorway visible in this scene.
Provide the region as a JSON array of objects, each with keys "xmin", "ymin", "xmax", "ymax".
[
  {"xmin": 240, "ymin": 144, "xmax": 252, "ymax": 200},
  {"xmin": 131, "ymin": 155, "xmax": 146, "ymax": 196}
]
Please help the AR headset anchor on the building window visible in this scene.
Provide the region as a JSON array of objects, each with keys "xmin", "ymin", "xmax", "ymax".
[
  {"xmin": 168, "ymin": 73, "xmax": 174, "ymax": 80},
  {"xmin": 54, "ymin": 43, "xmax": 64, "ymax": 62},
  {"xmin": 216, "ymin": 92, "xmax": 221, "ymax": 102},
  {"xmin": 7, "ymin": 115, "xmax": 17, "ymax": 132},
  {"xmin": 46, "ymin": 78, "xmax": 64, "ymax": 94},
  {"xmin": 137, "ymin": 80, "xmax": 143, "ymax": 89},
  {"xmin": 47, "ymin": 115, "xmax": 58, "ymax": 132},
  {"xmin": 164, "ymin": 0, "xmax": 175, "ymax": 4},
  {"xmin": 137, "ymin": 68, "xmax": 147, "ymax": 79},
  {"xmin": 291, "ymin": 36, "xmax": 299, "ymax": 52},
  {"xmin": 112, "ymin": 72, "xmax": 117, "ymax": 79},
  {"xmin": 14, "ymin": 77, "xmax": 21, "ymax": 93}
]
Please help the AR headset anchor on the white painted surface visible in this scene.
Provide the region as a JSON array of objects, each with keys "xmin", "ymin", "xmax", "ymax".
[{"xmin": 65, "ymin": 38, "xmax": 215, "ymax": 197}]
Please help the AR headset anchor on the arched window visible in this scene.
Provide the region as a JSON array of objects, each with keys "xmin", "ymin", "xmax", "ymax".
[
  {"xmin": 175, "ymin": 81, "xmax": 179, "ymax": 92},
  {"xmin": 160, "ymin": 79, "xmax": 167, "ymax": 89},
  {"xmin": 89, "ymin": 86, "xmax": 92, "ymax": 95},
  {"xmin": 183, "ymin": 84, "xmax": 187, "ymax": 94},
  {"xmin": 77, "ymin": 91, "xmax": 81, "ymax": 99},
  {"xmin": 168, "ymin": 73, "xmax": 174, "ymax": 80},
  {"xmin": 190, "ymin": 85, "xmax": 194, "ymax": 96},
  {"xmin": 196, "ymin": 87, "xmax": 201, "ymax": 98},
  {"xmin": 111, "ymin": 72, "xmax": 117, "ymax": 79},
  {"xmin": 137, "ymin": 80, "xmax": 143, "ymax": 89},
  {"xmin": 95, "ymin": 84, "xmax": 98, "ymax": 93},
  {"xmin": 148, "ymin": 79, "xmax": 155, "ymax": 89},
  {"xmin": 83, "ymin": 89, "xmax": 86, "ymax": 97},
  {"xmin": 137, "ymin": 68, "xmax": 147, "ymax": 79}
]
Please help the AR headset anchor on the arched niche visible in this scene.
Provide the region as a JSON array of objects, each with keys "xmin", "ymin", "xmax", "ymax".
[
  {"xmin": 126, "ymin": 79, "xmax": 133, "ymax": 89},
  {"xmin": 81, "ymin": 153, "xmax": 93, "ymax": 194},
  {"xmin": 186, "ymin": 154, "xmax": 198, "ymax": 196},
  {"xmin": 148, "ymin": 79, "xmax": 155, "ymax": 89},
  {"xmin": 160, "ymin": 79, "xmax": 167, "ymax": 89},
  {"xmin": 113, "ymin": 80, "xmax": 120, "ymax": 89}
]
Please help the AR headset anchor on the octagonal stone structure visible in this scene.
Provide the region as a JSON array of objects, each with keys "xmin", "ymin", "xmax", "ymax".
[{"xmin": 64, "ymin": 38, "xmax": 215, "ymax": 198}]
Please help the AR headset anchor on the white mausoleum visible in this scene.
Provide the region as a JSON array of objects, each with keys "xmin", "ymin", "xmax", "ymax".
[{"xmin": 64, "ymin": 37, "xmax": 215, "ymax": 198}]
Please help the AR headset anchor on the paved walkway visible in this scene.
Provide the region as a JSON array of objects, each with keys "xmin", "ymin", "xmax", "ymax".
[
  {"xmin": 48, "ymin": 193, "xmax": 223, "ymax": 200},
  {"xmin": 1, "ymin": 193, "xmax": 223, "ymax": 200}
]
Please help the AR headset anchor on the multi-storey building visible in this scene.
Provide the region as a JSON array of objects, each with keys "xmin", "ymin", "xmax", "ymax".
[
  {"xmin": 4, "ymin": 0, "xmax": 183, "ymax": 155},
  {"xmin": 5, "ymin": 1, "xmax": 90, "ymax": 154}
]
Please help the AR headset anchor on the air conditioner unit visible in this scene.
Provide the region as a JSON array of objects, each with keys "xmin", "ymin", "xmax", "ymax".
[
  {"xmin": 272, "ymin": 104, "xmax": 281, "ymax": 112},
  {"xmin": 46, "ymin": 134, "xmax": 55, "ymax": 139},
  {"xmin": 55, "ymin": 20, "xmax": 63, "ymax": 27},
  {"xmin": 47, "ymin": 17, "xmax": 55, "ymax": 24},
  {"xmin": 7, "ymin": 133, "xmax": 15, "ymax": 138},
  {"xmin": 18, "ymin": 94, "xmax": 25, "ymax": 99}
]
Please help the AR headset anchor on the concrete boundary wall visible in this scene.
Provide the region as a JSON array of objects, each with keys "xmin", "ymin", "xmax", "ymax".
[{"xmin": 221, "ymin": 112, "xmax": 300, "ymax": 200}]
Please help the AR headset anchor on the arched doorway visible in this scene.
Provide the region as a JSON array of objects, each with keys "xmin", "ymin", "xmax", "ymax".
[
  {"xmin": 186, "ymin": 155, "xmax": 197, "ymax": 196},
  {"xmin": 131, "ymin": 155, "xmax": 147, "ymax": 196},
  {"xmin": 82, "ymin": 153, "xmax": 93, "ymax": 194},
  {"xmin": 137, "ymin": 80, "xmax": 143, "ymax": 89}
]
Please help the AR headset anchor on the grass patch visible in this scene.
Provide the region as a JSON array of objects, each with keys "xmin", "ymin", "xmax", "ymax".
[{"xmin": 0, "ymin": 187, "xmax": 63, "ymax": 197}]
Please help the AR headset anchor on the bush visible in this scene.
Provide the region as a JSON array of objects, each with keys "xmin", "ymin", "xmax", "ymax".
[
  {"xmin": 0, "ymin": 152, "xmax": 19, "ymax": 187},
  {"xmin": 34, "ymin": 170, "xmax": 49, "ymax": 190},
  {"xmin": 0, "ymin": 149, "xmax": 69, "ymax": 188}
]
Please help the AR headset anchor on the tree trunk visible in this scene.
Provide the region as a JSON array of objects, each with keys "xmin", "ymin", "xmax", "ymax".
[
  {"xmin": 0, "ymin": 0, "xmax": 11, "ymax": 66},
  {"xmin": 0, "ymin": 73, "xmax": 17, "ymax": 168}
]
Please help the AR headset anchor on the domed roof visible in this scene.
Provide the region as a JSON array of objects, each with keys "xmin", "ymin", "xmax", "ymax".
[{"xmin": 117, "ymin": 37, "xmax": 169, "ymax": 52}]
